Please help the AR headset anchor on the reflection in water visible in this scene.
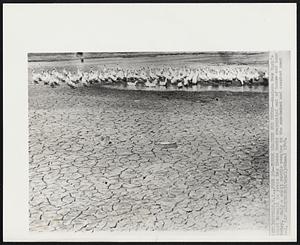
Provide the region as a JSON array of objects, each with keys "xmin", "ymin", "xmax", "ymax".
[{"xmin": 101, "ymin": 84, "xmax": 269, "ymax": 93}]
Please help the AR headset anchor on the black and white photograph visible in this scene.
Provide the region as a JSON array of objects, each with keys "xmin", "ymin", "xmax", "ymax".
[
  {"xmin": 3, "ymin": 3, "xmax": 296, "ymax": 242},
  {"xmin": 28, "ymin": 51, "xmax": 270, "ymax": 232}
]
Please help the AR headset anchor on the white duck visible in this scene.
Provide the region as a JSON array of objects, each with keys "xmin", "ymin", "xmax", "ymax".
[
  {"xmin": 32, "ymin": 70, "xmax": 41, "ymax": 84},
  {"xmin": 66, "ymin": 75, "xmax": 77, "ymax": 89}
]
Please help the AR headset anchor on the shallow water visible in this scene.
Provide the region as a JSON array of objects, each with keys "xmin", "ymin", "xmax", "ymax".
[{"xmin": 101, "ymin": 84, "xmax": 269, "ymax": 93}]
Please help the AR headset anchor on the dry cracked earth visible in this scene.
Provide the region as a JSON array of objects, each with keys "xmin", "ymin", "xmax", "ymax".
[{"xmin": 29, "ymin": 84, "xmax": 269, "ymax": 232}]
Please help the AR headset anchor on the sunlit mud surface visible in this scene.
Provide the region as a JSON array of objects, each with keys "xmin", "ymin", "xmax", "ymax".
[{"xmin": 29, "ymin": 84, "xmax": 269, "ymax": 232}]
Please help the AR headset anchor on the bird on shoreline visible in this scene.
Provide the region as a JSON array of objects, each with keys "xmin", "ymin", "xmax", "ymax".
[
  {"xmin": 31, "ymin": 70, "xmax": 41, "ymax": 84},
  {"xmin": 66, "ymin": 75, "xmax": 77, "ymax": 89}
]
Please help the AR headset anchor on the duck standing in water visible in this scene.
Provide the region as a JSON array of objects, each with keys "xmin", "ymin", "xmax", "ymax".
[
  {"xmin": 177, "ymin": 81, "xmax": 183, "ymax": 88},
  {"xmin": 42, "ymin": 71, "xmax": 51, "ymax": 85},
  {"xmin": 191, "ymin": 70, "xmax": 198, "ymax": 85},
  {"xmin": 32, "ymin": 70, "xmax": 41, "ymax": 84},
  {"xmin": 177, "ymin": 72, "xmax": 184, "ymax": 88},
  {"xmin": 81, "ymin": 73, "xmax": 89, "ymax": 87},
  {"xmin": 237, "ymin": 72, "xmax": 245, "ymax": 86},
  {"xmin": 170, "ymin": 70, "xmax": 179, "ymax": 85},
  {"xmin": 49, "ymin": 70, "xmax": 60, "ymax": 88},
  {"xmin": 145, "ymin": 76, "xmax": 157, "ymax": 87},
  {"xmin": 127, "ymin": 70, "xmax": 138, "ymax": 87},
  {"xmin": 183, "ymin": 72, "xmax": 189, "ymax": 87},
  {"xmin": 160, "ymin": 77, "xmax": 168, "ymax": 86},
  {"xmin": 66, "ymin": 73, "xmax": 77, "ymax": 89}
]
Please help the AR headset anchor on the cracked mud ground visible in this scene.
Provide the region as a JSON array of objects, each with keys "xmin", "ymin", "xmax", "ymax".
[{"xmin": 29, "ymin": 84, "xmax": 269, "ymax": 232}]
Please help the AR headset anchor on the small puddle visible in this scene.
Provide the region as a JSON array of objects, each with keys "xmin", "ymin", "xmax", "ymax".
[{"xmin": 156, "ymin": 142, "xmax": 178, "ymax": 149}]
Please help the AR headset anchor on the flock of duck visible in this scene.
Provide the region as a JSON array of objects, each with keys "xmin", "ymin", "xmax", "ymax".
[{"xmin": 31, "ymin": 65, "xmax": 268, "ymax": 89}]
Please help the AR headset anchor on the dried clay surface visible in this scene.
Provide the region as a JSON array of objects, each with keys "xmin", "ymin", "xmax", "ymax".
[{"xmin": 29, "ymin": 84, "xmax": 269, "ymax": 232}]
